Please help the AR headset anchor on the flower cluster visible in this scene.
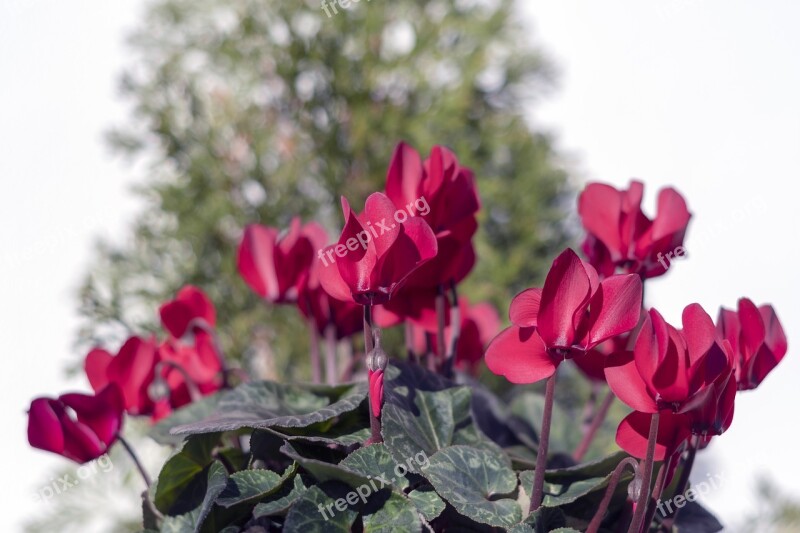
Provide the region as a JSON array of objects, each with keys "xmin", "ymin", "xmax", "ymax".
[
  {"xmin": 25, "ymin": 143, "xmax": 787, "ymax": 533},
  {"xmin": 27, "ymin": 286, "xmax": 225, "ymax": 463},
  {"xmin": 485, "ymin": 179, "xmax": 787, "ymax": 528}
]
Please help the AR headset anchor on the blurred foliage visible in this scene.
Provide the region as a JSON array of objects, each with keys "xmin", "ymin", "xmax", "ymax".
[
  {"xmin": 737, "ymin": 477, "xmax": 800, "ymax": 532},
  {"xmin": 76, "ymin": 0, "xmax": 573, "ymax": 379}
]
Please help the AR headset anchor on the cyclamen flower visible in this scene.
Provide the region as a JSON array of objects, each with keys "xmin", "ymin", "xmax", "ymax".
[
  {"xmin": 237, "ymin": 218, "xmax": 327, "ymax": 303},
  {"xmin": 578, "ymin": 180, "xmax": 691, "ymax": 279},
  {"xmin": 159, "ymin": 285, "xmax": 217, "ymax": 338},
  {"xmin": 605, "ymin": 304, "xmax": 735, "ymax": 459},
  {"xmin": 27, "ymin": 384, "xmax": 124, "ymax": 463},
  {"xmin": 318, "ymin": 192, "xmax": 438, "ymax": 305},
  {"xmin": 485, "ymin": 248, "xmax": 642, "ymax": 384},
  {"xmin": 384, "ymin": 142, "xmax": 480, "ymax": 288},
  {"xmin": 84, "ymin": 336, "xmax": 160, "ymax": 416},
  {"xmin": 716, "ymin": 298, "xmax": 787, "ymax": 390}
]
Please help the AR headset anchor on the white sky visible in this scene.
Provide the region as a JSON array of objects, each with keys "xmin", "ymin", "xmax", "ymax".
[{"xmin": 1, "ymin": 0, "xmax": 799, "ymax": 531}]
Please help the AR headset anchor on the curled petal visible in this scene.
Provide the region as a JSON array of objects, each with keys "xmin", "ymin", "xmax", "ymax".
[
  {"xmin": 484, "ymin": 326, "xmax": 557, "ymax": 384},
  {"xmin": 538, "ymin": 249, "xmax": 592, "ymax": 349},
  {"xmin": 605, "ymin": 351, "xmax": 658, "ymax": 413},
  {"xmin": 509, "ymin": 288, "xmax": 542, "ymax": 328},
  {"xmin": 585, "ymin": 274, "xmax": 643, "ymax": 347}
]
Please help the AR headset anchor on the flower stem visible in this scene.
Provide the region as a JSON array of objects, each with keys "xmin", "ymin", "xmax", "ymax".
[
  {"xmin": 442, "ymin": 281, "xmax": 460, "ymax": 378},
  {"xmin": 642, "ymin": 453, "xmax": 673, "ymax": 531},
  {"xmin": 667, "ymin": 435, "xmax": 699, "ymax": 525},
  {"xmin": 364, "ymin": 304, "xmax": 382, "ymax": 444},
  {"xmin": 587, "ymin": 457, "xmax": 640, "ymax": 533},
  {"xmin": 404, "ymin": 321, "xmax": 418, "ymax": 363},
  {"xmin": 627, "ymin": 412, "xmax": 660, "ymax": 533},
  {"xmin": 155, "ymin": 360, "xmax": 201, "ymax": 402},
  {"xmin": 530, "ymin": 372, "xmax": 557, "ymax": 511},
  {"xmin": 117, "ymin": 434, "xmax": 151, "ymax": 488},
  {"xmin": 573, "ymin": 388, "xmax": 615, "ymax": 462}
]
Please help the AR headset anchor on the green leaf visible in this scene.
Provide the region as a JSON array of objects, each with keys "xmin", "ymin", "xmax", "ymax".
[
  {"xmin": 155, "ymin": 434, "xmax": 220, "ymax": 514},
  {"xmin": 545, "ymin": 451, "xmax": 630, "ymax": 483},
  {"xmin": 520, "ymin": 506, "xmax": 567, "ymax": 532},
  {"xmin": 280, "ymin": 442, "xmax": 372, "ymax": 489},
  {"xmin": 216, "ymin": 464, "xmax": 295, "ymax": 507},
  {"xmin": 339, "ymin": 443, "xmax": 410, "ymax": 491},
  {"xmin": 284, "ymin": 482, "xmax": 359, "ymax": 533},
  {"xmin": 159, "ymin": 461, "xmax": 228, "ymax": 533},
  {"xmin": 252, "ymin": 475, "xmax": 308, "ymax": 518},
  {"xmin": 381, "ymin": 363, "xmax": 499, "ymax": 472},
  {"xmin": 519, "ymin": 470, "xmax": 618, "ymax": 508},
  {"xmin": 150, "ymin": 393, "xmax": 224, "ymax": 445},
  {"xmin": 423, "ymin": 445, "xmax": 521, "ymax": 528},
  {"xmin": 408, "ymin": 487, "xmax": 445, "ymax": 521},
  {"xmin": 361, "ymin": 491, "xmax": 422, "ymax": 533},
  {"xmin": 171, "ymin": 381, "xmax": 367, "ymax": 436}
]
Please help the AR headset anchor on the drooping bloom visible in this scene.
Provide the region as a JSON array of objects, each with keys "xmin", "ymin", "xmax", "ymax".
[
  {"xmin": 716, "ymin": 298, "xmax": 787, "ymax": 390},
  {"xmin": 578, "ymin": 180, "xmax": 691, "ymax": 279},
  {"xmin": 159, "ymin": 285, "xmax": 217, "ymax": 338},
  {"xmin": 27, "ymin": 384, "xmax": 124, "ymax": 463},
  {"xmin": 605, "ymin": 304, "xmax": 735, "ymax": 458},
  {"xmin": 485, "ymin": 248, "xmax": 642, "ymax": 384},
  {"xmin": 84, "ymin": 336, "xmax": 160, "ymax": 416},
  {"xmin": 237, "ymin": 218, "xmax": 327, "ymax": 303},
  {"xmin": 318, "ymin": 192, "xmax": 438, "ymax": 305},
  {"xmin": 383, "ymin": 142, "xmax": 480, "ymax": 288}
]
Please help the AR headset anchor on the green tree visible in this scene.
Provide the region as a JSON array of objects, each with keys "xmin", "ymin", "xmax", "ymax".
[{"xmin": 76, "ymin": 0, "xmax": 573, "ymax": 380}]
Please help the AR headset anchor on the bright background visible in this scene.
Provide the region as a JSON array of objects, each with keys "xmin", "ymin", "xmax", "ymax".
[{"xmin": 2, "ymin": 0, "xmax": 798, "ymax": 530}]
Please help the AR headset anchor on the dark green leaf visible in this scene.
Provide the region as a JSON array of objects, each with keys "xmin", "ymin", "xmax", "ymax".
[
  {"xmin": 155, "ymin": 434, "xmax": 220, "ymax": 514},
  {"xmin": 361, "ymin": 491, "xmax": 422, "ymax": 533},
  {"xmin": 159, "ymin": 461, "xmax": 228, "ymax": 533},
  {"xmin": 423, "ymin": 445, "xmax": 521, "ymax": 528},
  {"xmin": 339, "ymin": 443, "xmax": 409, "ymax": 491},
  {"xmin": 171, "ymin": 381, "xmax": 367, "ymax": 436},
  {"xmin": 150, "ymin": 393, "xmax": 224, "ymax": 445},
  {"xmin": 216, "ymin": 464, "xmax": 295, "ymax": 507},
  {"xmin": 408, "ymin": 487, "xmax": 445, "ymax": 521},
  {"xmin": 284, "ymin": 482, "xmax": 359, "ymax": 533},
  {"xmin": 252, "ymin": 475, "xmax": 308, "ymax": 518}
]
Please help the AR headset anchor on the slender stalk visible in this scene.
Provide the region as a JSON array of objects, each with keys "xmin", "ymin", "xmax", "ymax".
[
  {"xmin": 530, "ymin": 373, "xmax": 557, "ymax": 511},
  {"xmin": 307, "ymin": 318, "xmax": 322, "ymax": 384},
  {"xmin": 324, "ymin": 323, "xmax": 337, "ymax": 386},
  {"xmin": 627, "ymin": 412, "xmax": 660, "ymax": 533},
  {"xmin": 364, "ymin": 303, "xmax": 382, "ymax": 444},
  {"xmin": 642, "ymin": 453, "xmax": 673, "ymax": 531},
  {"xmin": 668, "ymin": 435, "xmax": 699, "ymax": 525},
  {"xmin": 580, "ymin": 382, "xmax": 600, "ymax": 434},
  {"xmin": 117, "ymin": 434, "xmax": 152, "ymax": 488},
  {"xmin": 442, "ymin": 281, "xmax": 460, "ymax": 378},
  {"xmin": 573, "ymin": 388, "xmax": 615, "ymax": 461},
  {"xmin": 587, "ymin": 457, "xmax": 640, "ymax": 533}
]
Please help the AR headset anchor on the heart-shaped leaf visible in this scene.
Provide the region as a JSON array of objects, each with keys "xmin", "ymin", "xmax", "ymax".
[
  {"xmin": 361, "ymin": 490, "xmax": 422, "ymax": 533},
  {"xmin": 408, "ymin": 487, "xmax": 445, "ymax": 521},
  {"xmin": 150, "ymin": 393, "xmax": 224, "ymax": 445},
  {"xmin": 252, "ymin": 475, "xmax": 307, "ymax": 518},
  {"xmin": 171, "ymin": 381, "xmax": 367, "ymax": 436},
  {"xmin": 158, "ymin": 460, "xmax": 228, "ymax": 533},
  {"xmin": 216, "ymin": 464, "xmax": 296, "ymax": 507},
  {"xmin": 155, "ymin": 434, "xmax": 220, "ymax": 514},
  {"xmin": 422, "ymin": 445, "xmax": 521, "ymax": 528},
  {"xmin": 284, "ymin": 481, "xmax": 359, "ymax": 532},
  {"xmin": 339, "ymin": 443, "xmax": 410, "ymax": 491}
]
